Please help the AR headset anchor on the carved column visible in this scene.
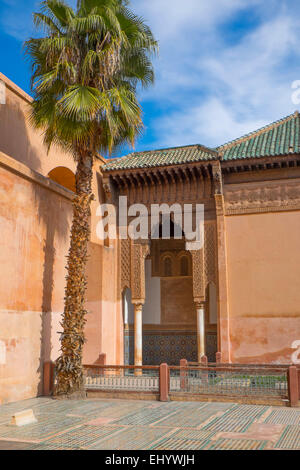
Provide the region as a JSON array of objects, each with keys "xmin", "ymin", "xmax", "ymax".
[
  {"xmin": 133, "ymin": 303, "xmax": 143, "ymax": 374},
  {"xmin": 122, "ymin": 287, "xmax": 130, "ymax": 366},
  {"xmin": 120, "ymin": 238, "xmax": 131, "ymax": 366},
  {"xmin": 191, "ymin": 248, "xmax": 206, "ymax": 360},
  {"xmin": 130, "ymin": 241, "xmax": 150, "ymax": 372},
  {"xmin": 124, "ymin": 323, "xmax": 130, "ymax": 366},
  {"xmin": 196, "ymin": 302, "xmax": 206, "ymax": 361},
  {"xmin": 213, "ymin": 163, "xmax": 231, "ymax": 362}
]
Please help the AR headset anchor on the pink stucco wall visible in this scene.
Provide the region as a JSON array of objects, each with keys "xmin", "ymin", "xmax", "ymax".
[
  {"xmin": 225, "ymin": 211, "xmax": 300, "ymax": 363},
  {"xmin": 0, "ymin": 155, "xmax": 73, "ymax": 403},
  {"xmin": 0, "ymin": 73, "xmax": 122, "ymax": 404}
]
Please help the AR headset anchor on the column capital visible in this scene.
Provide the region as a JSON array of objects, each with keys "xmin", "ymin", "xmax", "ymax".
[
  {"xmin": 195, "ymin": 301, "xmax": 205, "ymax": 310},
  {"xmin": 132, "ymin": 300, "xmax": 144, "ymax": 309}
]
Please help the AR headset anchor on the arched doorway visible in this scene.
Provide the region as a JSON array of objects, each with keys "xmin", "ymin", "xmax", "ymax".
[
  {"xmin": 48, "ymin": 167, "xmax": 76, "ymax": 192},
  {"xmin": 122, "ymin": 288, "xmax": 134, "ymax": 365},
  {"xmin": 142, "ymin": 221, "xmax": 196, "ymax": 365}
]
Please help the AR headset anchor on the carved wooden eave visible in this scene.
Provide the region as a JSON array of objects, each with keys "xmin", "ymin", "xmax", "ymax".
[
  {"xmin": 102, "ymin": 159, "xmax": 223, "ymax": 205},
  {"xmin": 102, "ymin": 152, "xmax": 300, "ymax": 186},
  {"xmin": 220, "ymin": 153, "xmax": 300, "ymax": 174}
]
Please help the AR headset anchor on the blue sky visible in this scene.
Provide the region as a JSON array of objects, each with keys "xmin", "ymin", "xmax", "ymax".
[{"xmin": 1, "ymin": 0, "xmax": 300, "ymax": 157}]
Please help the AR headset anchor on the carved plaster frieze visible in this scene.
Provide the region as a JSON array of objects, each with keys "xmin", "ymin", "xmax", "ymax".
[
  {"xmin": 191, "ymin": 248, "xmax": 205, "ymax": 303},
  {"xmin": 120, "ymin": 238, "xmax": 131, "ymax": 292},
  {"xmin": 204, "ymin": 223, "xmax": 218, "ymax": 285},
  {"xmin": 212, "ymin": 164, "xmax": 223, "ymax": 195},
  {"xmin": 130, "ymin": 241, "xmax": 150, "ymax": 303},
  {"xmin": 225, "ymin": 180, "xmax": 300, "ymax": 215},
  {"xmin": 215, "ymin": 194, "xmax": 225, "ymax": 217}
]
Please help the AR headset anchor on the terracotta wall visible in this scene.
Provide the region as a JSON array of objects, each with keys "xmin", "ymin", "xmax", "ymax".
[
  {"xmin": 97, "ymin": 240, "xmax": 123, "ymax": 366},
  {"xmin": 0, "ymin": 154, "xmax": 73, "ymax": 403},
  {"xmin": 0, "ymin": 73, "xmax": 123, "ymax": 403},
  {"xmin": 225, "ymin": 210, "xmax": 300, "ymax": 363},
  {"xmin": 0, "ymin": 72, "xmax": 76, "ymax": 177},
  {"xmin": 161, "ymin": 277, "xmax": 195, "ymax": 325}
]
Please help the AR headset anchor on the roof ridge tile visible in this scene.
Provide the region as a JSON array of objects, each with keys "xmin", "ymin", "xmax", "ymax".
[
  {"xmin": 102, "ymin": 111, "xmax": 300, "ymax": 171},
  {"xmin": 217, "ymin": 111, "xmax": 299, "ymax": 152}
]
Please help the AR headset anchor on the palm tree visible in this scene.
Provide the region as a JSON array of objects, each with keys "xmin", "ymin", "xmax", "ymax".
[{"xmin": 25, "ymin": 0, "xmax": 157, "ymax": 397}]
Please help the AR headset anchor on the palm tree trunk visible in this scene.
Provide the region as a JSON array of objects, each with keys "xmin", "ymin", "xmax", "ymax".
[{"xmin": 55, "ymin": 150, "xmax": 94, "ymax": 397}]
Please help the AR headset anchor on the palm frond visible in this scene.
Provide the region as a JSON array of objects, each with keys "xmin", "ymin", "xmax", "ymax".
[
  {"xmin": 69, "ymin": 15, "xmax": 107, "ymax": 34},
  {"xmin": 26, "ymin": 0, "xmax": 158, "ymax": 156},
  {"xmin": 57, "ymin": 85, "xmax": 103, "ymax": 120},
  {"xmin": 33, "ymin": 12, "xmax": 63, "ymax": 34},
  {"xmin": 40, "ymin": 0, "xmax": 75, "ymax": 27}
]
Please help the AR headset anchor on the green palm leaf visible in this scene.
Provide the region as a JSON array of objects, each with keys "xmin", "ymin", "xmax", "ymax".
[{"xmin": 25, "ymin": 0, "xmax": 157, "ymax": 397}]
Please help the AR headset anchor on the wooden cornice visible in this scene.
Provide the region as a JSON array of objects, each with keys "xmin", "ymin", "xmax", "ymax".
[{"xmin": 221, "ymin": 153, "xmax": 300, "ymax": 174}]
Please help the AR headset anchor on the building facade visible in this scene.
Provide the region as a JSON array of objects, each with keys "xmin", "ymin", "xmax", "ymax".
[{"xmin": 0, "ymin": 72, "xmax": 300, "ymax": 404}]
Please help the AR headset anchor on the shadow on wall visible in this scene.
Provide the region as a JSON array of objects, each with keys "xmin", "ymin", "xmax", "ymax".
[
  {"xmin": 0, "ymin": 95, "xmax": 41, "ymax": 173},
  {"xmin": 35, "ymin": 168, "xmax": 75, "ymax": 395},
  {"xmin": 0, "ymin": 85, "xmax": 76, "ymax": 399}
]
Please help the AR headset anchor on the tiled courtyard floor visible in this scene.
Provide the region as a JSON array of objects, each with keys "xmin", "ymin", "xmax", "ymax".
[{"xmin": 0, "ymin": 397, "xmax": 299, "ymax": 450}]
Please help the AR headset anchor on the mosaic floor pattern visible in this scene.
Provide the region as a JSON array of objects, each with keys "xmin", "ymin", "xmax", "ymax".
[{"xmin": 0, "ymin": 397, "xmax": 299, "ymax": 450}]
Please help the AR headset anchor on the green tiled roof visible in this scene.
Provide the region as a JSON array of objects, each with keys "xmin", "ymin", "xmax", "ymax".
[
  {"xmin": 103, "ymin": 144, "xmax": 218, "ymax": 171},
  {"xmin": 103, "ymin": 111, "xmax": 300, "ymax": 172},
  {"xmin": 217, "ymin": 111, "xmax": 300, "ymax": 160}
]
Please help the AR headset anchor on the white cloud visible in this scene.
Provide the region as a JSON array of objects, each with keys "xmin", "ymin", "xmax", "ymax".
[
  {"xmin": 132, "ymin": 0, "xmax": 260, "ymax": 101},
  {"xmin": 2, "ymin": 0, "xmax": 300, "ymax": 150},
  {"xmin": 134, "ymin": 1, "xmax": 300, "ymax": 148},
  {"xmin": 153, "ymin": 98, "xmax": 268, "ymax": 149},
  {"xmin": 132, "ymin": 0, "xmax": 257, "ymax": 39},
  {"xmin": 201, "ymin": 15, "xmax": 299, "ymax": 103}
]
